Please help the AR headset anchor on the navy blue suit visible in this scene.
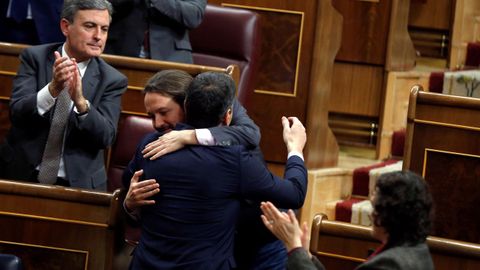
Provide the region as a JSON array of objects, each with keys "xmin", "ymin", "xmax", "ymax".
[
  {"xmin": 123, "ymin": 125, "xmax": 308, "ymax": 269},
  {"xmin": 0, "ymin": 0, "xmax": 64, "ymax": 44}
]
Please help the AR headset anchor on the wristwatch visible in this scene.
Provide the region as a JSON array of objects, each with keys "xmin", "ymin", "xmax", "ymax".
[{"xmin": 77, "ymin": 100, "xmax": 90, "ymax": 116}]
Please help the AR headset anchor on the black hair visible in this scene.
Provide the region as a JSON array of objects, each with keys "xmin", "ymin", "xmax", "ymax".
[
  {"xmin": 373, "ymin": 170, "xmax": 433, "ymax": 246},
  {"xmin": 184, "ymin": 72, "xmax": 235, "ymax": 128}
]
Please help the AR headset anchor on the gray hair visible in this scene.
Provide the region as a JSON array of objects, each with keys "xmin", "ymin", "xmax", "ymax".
[{"xmin": 61, "ymin": 0, "xmax": 113, "ymax": 22}]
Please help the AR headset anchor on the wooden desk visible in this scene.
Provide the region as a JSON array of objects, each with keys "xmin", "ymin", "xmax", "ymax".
[
  {"xmin": 0, "ymin": 179, "xmax": 122, "ymax": 270},
  {"xmin": 311, "ymin": 214, "xmax": 480, "ymax": 270}
]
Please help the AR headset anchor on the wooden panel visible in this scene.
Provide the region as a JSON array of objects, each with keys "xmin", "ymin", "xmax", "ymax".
[
  {"xmin": 377, "ymin": 71, "xmax": 430, "ymax": 159},
  {"xmin": 404, "ymin": 88, "xmax": 480, "ymax": 243},
  {"xmin": 386, "ymin": 0, "xmax": 416, "ymax": 70},
  {"xmin": 409, "ymin": 0, "xmax": 453, "ymax": 30},
  {"xmin": 328, "ymin": 0, "xmax": 415, "ymax": 151},
  {"xmin": 329, "ymin": 62, "xmax": 384, "ymax": 117},
  {"xmin": 310, "ymin": 214, "xmax": 480, "ymax": 270},
  {"xmin": 449, "ymin": 0, "xmax": 480, "ymax": 69},
  {"xmin": 0, "ymin": 180, "xmax": 121, "ymax": 270},
  {"xmin": 0, "ymin": 240, "xmax": 87, "ymax": 270},
  {"xmin": 423, "ymin": 150, "xmax": 480, "ymax": 242},
  {"xmin": 250, "ymin": 8, "xmax": 302, "ymax": 95},
  {"xmin": 332, "ymin": 0, "xmax": 392, "ymax": 65},
  {"xmin": 201, "ymin": 0, "xmax": 341, "ymax": 167}
]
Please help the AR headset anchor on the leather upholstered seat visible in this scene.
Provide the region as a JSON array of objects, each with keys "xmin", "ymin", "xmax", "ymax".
[
  {"xmin": 107, "ymin": 115, "xmax": 154, "ymax": 192},
  {"xmin": 189, "ymin": 4, "xmax": 261, "ymax": 107}
]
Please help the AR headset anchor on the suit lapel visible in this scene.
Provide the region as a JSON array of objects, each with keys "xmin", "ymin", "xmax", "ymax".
[{"xmin": 82, "ymin": 58, "xmax": 100, "ymax": 102}]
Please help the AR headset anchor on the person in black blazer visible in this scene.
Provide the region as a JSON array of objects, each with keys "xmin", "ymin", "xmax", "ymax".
[
  {"xmin": 0, "ymin": 0, "xmax": 64, "ymax": 44},
  {"xmin": 0, "ymin": 0, "xmax": 127, "ymax": 190},
  {"xmin": 125, "ymin": 69, "xmax": 293, "ymax": 269},
  {"xmin": 105, "ymin": 0, "xmax": 206, "ymax": 63},
  {"xmin": 123, "ymin": 72, "xmax": 308, "ymax": 269},
  {"xmin": 261, "ymin": 171, "xmax": 434, "ymax": 270}
]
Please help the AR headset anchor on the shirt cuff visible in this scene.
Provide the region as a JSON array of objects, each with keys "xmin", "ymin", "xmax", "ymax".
[
  {"xmin": 288, "ymin": 151, "xmax": 304, "ymax": 161},
  {"xmin": 37, "ymin": 84, "xmax": 56, "ymax": 115},
  {"xmin": 195, "ymin": 128, "xmax": 215, "ymax": 146}
]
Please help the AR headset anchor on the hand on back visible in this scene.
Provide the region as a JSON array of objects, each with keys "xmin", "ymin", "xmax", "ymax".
[
  {"xmin": 142, "ymin": 130, "xmax": 197, "ymax": 160},
  {"xmin": 125, "ymin": 169, "xmax": 160, "ymax": 212}
]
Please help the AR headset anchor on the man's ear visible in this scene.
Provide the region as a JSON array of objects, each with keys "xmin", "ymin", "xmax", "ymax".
[
  {"xmin": 222, "ymin": 108, "xmax": 233, "ymax": 126},
  {"xmin": 60, "ymin": 18, "xmax": 70, "ymax": 37}
]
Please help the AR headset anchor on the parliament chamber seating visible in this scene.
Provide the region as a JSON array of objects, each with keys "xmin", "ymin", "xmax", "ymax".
[
  {"xmin": 314, "ymin": 133, "xmax": 405, "ymax": 226},
  {"xmin": 107, "ymin": 115, "xmax": 154, "ymax": 192},
  {"xmin": 404, "ymin": 86, "xmax": 480, "ymax": 243},
  {"xmin": 310, "ymin": 214, "xmax": 480, "ymax": 270},
  {"xmin": 189, "ymin": 4, "xmax": 261, "ymax": 106},
  {"xmin": 0, "ymin": 180, "xmax": 122, "ymax": 270},
  {"xmin": 428, "ymin": 42, "xmax": 480, "ymax": 95},
  {"xmin": 302, "ymin": 84, "xmax": 480, "ymax": 261}
]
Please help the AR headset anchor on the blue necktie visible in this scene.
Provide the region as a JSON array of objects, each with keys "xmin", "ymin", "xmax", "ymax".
[{"xmin": 10, "ymin": 0, "xmax": 29, "ymax": 23}]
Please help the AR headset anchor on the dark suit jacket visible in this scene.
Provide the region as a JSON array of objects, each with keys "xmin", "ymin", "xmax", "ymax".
[
  {"xmin": 0, "ymin": 0, "xmax": 64, "ymax": 44},
  {"xmin": 356, "ymin": 243, "xmax": 434, "ymax": 270},
  {"xmin": 105, "ymin": 0, "xmax": 206, "ymax": 63},
  {"xmin": 0, "ymin": 43, "xmax": 127, "ymax": 190},
  {"xmin": 287, "ymin": 243, "xmax": 434, "ymax": 270},
  {"xmin": 124, "ymin": 126, "xmax": 308, "ymax": 270}
]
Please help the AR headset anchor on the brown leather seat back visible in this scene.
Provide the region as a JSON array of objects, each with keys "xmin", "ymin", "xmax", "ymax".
[
  {"xmin": 189, "ymin": 4, "xmax": 261, "ymax": 107},
  {"xmin": 107, "ymin": 115, "xmax": 155, "ymax": 192}
]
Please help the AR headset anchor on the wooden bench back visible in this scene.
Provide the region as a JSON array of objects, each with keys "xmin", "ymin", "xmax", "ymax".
[
  {"xmin": 404, "ymin": 85, "xmax": 480, "ymax": 243},
  {"xmin": 310, "ymin": 213, "xmax": 480, "ymax": 270}
]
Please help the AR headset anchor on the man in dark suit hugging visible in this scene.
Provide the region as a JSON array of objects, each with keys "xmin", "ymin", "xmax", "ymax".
[{"xmin": 124, "ymin": 72, "xmax": 308, "ymax": 269}]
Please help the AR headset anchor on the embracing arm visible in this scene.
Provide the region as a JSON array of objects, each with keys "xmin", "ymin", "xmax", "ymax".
[
  {"xmin": 143, "ymin": 99, "xmax": 260, "ymax": 159},
  {"xmin": 122, "ymin": 134, "xmax": 160, "ymax": 218},
  {"xmin": 208, "ymin": 99, "xmax": 261, "ymax": 147},
  {"xmin": 240, "ymin": 117, "xmax": 307, "ymax": 208}
]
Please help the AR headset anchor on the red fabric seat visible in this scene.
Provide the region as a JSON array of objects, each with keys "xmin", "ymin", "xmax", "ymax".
[
  {"xmin": 428, "ymin": 42, "xmax": 480, "ymax": 92},
  {"xmin": 335, "ymin": 198, "xmax": 364, "ymax": 223},
  {"xmin": 465, "ymin": 42, "xmax": 480, "ymax": 67},
  {"xmin": 351, "ymin": 160, "xmax": 398, "ymax": 197},
  {"xmin": 391, "ymin": 128, "xmax": 406, "ymax": 158}
]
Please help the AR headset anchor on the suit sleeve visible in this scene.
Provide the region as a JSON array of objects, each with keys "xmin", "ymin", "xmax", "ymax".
[
  {"xmin": 149, "ymin": 0, "xmax": 207, "ymax": 29},
  {"xmin": 239, "ymin": 152, "xmax": 307, "ymax": 209},
  {"xmin": 208, "ymin": 99, "xmax": 261, "ymax": 148},
  {"xmin": 70, "ymin": 67, "xmax": 128, "ymax": 149},
  {"xmin": 287, "ymin": 248, "xmax": 325, "ymax": 270},
  {"xmin": 9, "ymin": 48, "xmax": 47, "ymax": 125}
]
